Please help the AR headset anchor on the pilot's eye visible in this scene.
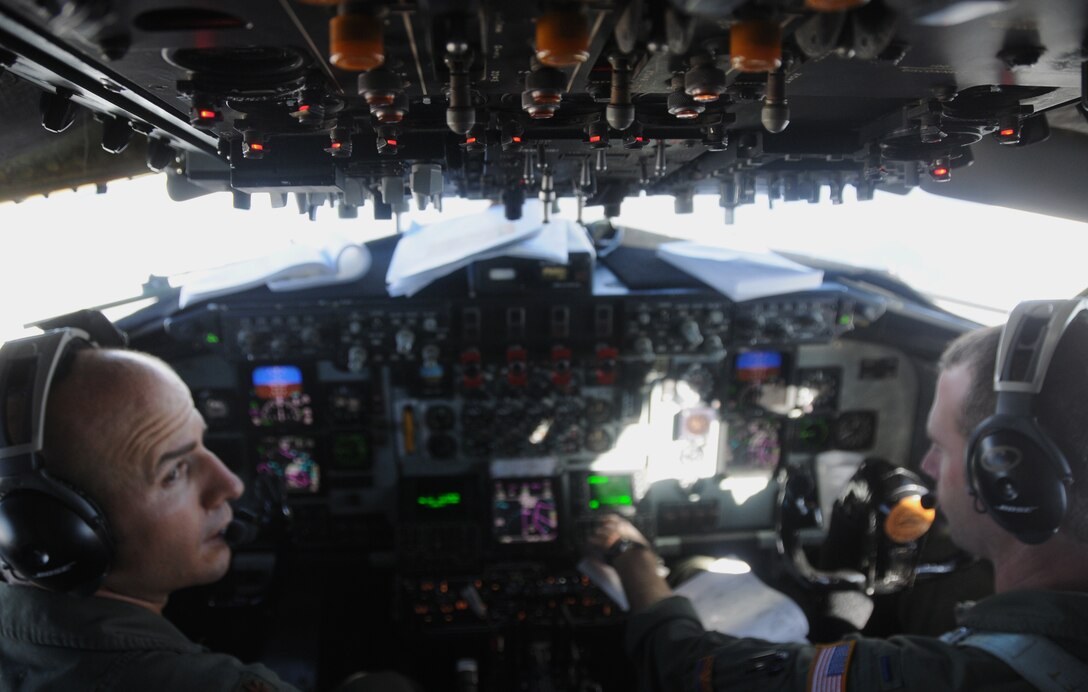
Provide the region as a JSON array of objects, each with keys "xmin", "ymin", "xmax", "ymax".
[{"xmin": 163, "ymin": 460, "xmax": 190, "ymax": 486}]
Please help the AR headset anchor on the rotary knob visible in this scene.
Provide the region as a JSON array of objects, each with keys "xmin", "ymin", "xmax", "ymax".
[
  {"xmin": 235, "ymin": 328, "xmax": 255, "ymax": 352},
  {"xmin": 300, "ymin": 326, "xmax": 322, "ymax": 348},
  {"xmin": 679, "ymin": 319, "xmax": 703, "ymax": 348},
  {"xmin": 348, "ymin": 345, "xmax": 368, "ymax": 373},
  {"xmin": 395, "ymin": 328, "xmax": 416, "ymax": 355}
]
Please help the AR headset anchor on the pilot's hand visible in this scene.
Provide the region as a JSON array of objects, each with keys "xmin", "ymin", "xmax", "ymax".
[{"xmin": 582, "ymin": 514, "xmax": 652, "ymax": 563}]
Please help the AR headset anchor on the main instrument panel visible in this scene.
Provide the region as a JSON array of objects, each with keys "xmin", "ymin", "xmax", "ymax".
[{"xmin": 148, "ymin": 274, "xmax": 929, "ymax": 641}]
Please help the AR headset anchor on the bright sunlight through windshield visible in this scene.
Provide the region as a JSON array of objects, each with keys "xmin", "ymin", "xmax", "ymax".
[{"xmin": 2, "ymin": 174, "xmax": 1085, "ymax": 344}]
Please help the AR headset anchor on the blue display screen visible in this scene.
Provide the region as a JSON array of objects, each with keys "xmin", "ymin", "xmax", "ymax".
[
  {"xmin": 252, "ymin": 365, "xmax": 303, "ymax": 397},
  {"xmin": 736, "ymin": 351, "xmax": 782, "ymax": 382}
]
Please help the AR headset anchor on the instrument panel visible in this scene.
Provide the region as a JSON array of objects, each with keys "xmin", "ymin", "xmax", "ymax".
[{"xmin": 157, "ymin": 282, "xmax": 925, "ymax": 637}]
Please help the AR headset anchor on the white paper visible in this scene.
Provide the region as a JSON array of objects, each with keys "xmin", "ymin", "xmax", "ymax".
[
  {"xmin": 498, "ymin": 217, "xmax": 569, "ymax": 263},
  {"xmin": 268, "ymin": 243, "xmax": 371, "ymax": 292},
  {"xmin": 386, "ymin": 201, "xmax": 547, "ymax": 295},
  {"xmin": 178, "ymin": 234, "xmax": 368, "ymax": 308},
  {"xmin": 656, "ymin": 242, "xmax": 824, "ymax": 302},
  {"xmin": 674, "ymin": 559, "xmax": 810, "ymax": 643},
  {"xmin": 386, "ymin": 202, "xmax": 594, "ymax": 297}
]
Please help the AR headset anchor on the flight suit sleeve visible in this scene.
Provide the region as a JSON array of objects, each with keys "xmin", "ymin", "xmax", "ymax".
[{"xmin": 624, "ymin": 595, "xmax": 1025, "ymax": 692}]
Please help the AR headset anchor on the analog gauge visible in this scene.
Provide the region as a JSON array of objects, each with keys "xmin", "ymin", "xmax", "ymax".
[
  {"xmin": 834, "ymin": 411, "xmax": 877, "ymax": 451},
  {"xmin": 584, "ymin": 428, "xmax": 613, "ymax": 454}
]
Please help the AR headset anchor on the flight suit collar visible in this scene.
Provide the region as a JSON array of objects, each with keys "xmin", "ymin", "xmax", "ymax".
[{"xmin": 955, "ymin": 590, "xmax": 1088, "ymax": 651}]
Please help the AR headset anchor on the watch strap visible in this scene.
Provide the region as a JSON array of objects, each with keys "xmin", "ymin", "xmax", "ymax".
[{"xmin": 604, "ymin": 537, "xmax": 647, "ymax": 565}]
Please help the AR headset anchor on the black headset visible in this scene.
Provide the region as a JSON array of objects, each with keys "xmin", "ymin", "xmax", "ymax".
[
  {"xmin": 0, "ymin": 327, "xmax": 115, "ymax": 595},
  {"xmin": 966, "ymin": 298, "xmax": 1085, "ymax": 545}
]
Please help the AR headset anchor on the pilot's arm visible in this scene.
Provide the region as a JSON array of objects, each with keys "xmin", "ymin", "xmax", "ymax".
[{"xmin": 584, "ymin": 516, "xmax": 1031, "ymax": 692}]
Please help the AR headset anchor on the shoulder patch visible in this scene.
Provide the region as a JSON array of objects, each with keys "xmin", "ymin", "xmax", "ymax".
[
  {"xmin": 696, "ymin": 655, "xmax": 714, "ymax": 692},
  {"xmin": 807, "ymin": 641, "xmax": 856, "ymax": 692}
]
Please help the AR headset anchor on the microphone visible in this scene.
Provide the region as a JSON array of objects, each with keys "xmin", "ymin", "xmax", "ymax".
[
  {"xmin": 224, "ymin": 508, "xmax": 260, "ymax": 547},
  {"xmin": 223, "ymin": 472, "xmax": 288, "ymax": 548}
]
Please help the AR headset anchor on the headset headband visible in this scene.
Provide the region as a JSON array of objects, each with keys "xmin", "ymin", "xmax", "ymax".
[
  {"xmin": 0, "ymin": 328, "xmax": 92, "ymax": 474},
  {"xmin": 995, "ymin": 299, "xmax": 1088, "ymax": 403}
]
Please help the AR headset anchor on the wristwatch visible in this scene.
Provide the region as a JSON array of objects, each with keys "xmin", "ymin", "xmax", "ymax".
[{"xmin": 603, "ymin": 538, "xmax": 647, "ymax": 566}]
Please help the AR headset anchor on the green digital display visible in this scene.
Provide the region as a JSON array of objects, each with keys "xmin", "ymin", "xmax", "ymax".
[
  {"xmin": 586, "ymin": 475, "xmax": 634, "ymax": 510},
  {"xmin": 418, "ymin": 492, "xmax": 462, "ymax": 509}
]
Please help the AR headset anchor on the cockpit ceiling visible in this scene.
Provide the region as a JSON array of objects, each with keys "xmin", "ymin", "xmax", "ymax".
[{"xmin": 0, "ymin": 1, "xmax": 1086, "ymax": 217}]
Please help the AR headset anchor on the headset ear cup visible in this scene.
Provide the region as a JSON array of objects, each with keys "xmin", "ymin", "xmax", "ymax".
[
  {"xmin": 0, "ymin": 474, "xmax": 112, "ymax": 595},
  {"xmin": 966, "ymin": 413, "xmax": 1070, "ymax": 545}
]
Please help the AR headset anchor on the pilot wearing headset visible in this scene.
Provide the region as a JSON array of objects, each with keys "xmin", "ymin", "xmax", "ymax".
[
  {"xmin": 0, "ymin": 334, "xmax": 416, "ymax": 691},
  {"xmin": 582, "ymin": 300, "xmax": 1088, "ymax": 692}
]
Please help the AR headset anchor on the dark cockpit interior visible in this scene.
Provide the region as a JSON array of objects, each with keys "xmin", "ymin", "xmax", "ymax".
[{"xmin": 2, "ymin": 0, "xmax": 1086, "ymax": 689}]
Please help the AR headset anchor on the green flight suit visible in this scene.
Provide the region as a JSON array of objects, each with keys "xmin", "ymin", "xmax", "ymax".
[
  {"xmin": 625, "ymin": 589, "xmax": 1088, "ymax": 692},
  {"xmin": 0, "ymin": 582, "xmax": 297, "ymax": 692}
]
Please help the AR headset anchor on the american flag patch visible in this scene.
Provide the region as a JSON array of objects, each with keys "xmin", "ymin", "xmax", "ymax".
[
  {"xmin": 807, "ymin": 641, "xmax": 856, "ymax": 692},
  {"xmin": 695, "ymin": 655, "xmax": 714, "ymax": 692}
]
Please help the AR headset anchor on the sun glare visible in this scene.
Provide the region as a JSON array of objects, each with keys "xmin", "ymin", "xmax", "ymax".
[{"xmin": 1, "ymin": 175, "xmax": 1085, "ymax": 344}]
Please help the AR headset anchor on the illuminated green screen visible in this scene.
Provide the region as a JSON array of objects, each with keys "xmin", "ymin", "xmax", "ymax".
[
  {"xmin": 418, "ymin": 492, "xmax": 462, "ymax": 510},
  {"xmin": 587, "ymin": 475, "xmax": 633, "ymax": 510}
]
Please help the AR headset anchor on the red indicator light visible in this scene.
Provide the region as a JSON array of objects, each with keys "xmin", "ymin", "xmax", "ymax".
[
  {"xmin": 932, "ymin": 167, "xmax": 948, "ymax": 177},
  {"xmin": 386, "ymin": 139, "xmax": 397, "ymax": 146},
  {"xmin": 512, "ymin": 136, "xmax": 522, "ymax": 143},
  {"xmin": 249, "ymin": 142, "xmax": 264, "ymax": 152},
  {"xmin": 198, "ymin": 109, "xmax": 217, "ymax": 120},
  {"xmin": 589, "ymin": 134, "xmax": 601, "ymax": 143},
  {"xmin": 999, "ymin": 128, "xmax": 1015, "ymax": 137},
  {"xmin": 331, "ymin": 141, "xmax": 342, "ymax": 149},
  {"xmin": 466, "ymin": 136, "xmax": 477, "ymax": 144},
  {"xmin": 298, "ymin": 104, "xmax": 311, "ymax": 113},
  {"xmin": 635, "ymin": 136, "xmax": 644, "ymax": 142}
]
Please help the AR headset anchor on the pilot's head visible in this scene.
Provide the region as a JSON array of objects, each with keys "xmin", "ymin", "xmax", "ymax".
[
  {"xmin": 42, "ymin": 349, "xmax": 243, "ymax": 608},
  {"xmin": 922, "ymin": 314, "xmax": 1088, "ymax": 557}
]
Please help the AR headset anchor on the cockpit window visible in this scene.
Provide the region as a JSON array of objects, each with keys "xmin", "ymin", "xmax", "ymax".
[{"xmin": 2, "ymin": 176, "xmax": 1084, "ymax": 343}]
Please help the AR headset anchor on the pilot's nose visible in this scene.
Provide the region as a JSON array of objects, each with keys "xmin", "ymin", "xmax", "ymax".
[{"xmin": 204, "ymin": 452, "xmax": 245, "ymax": 505}]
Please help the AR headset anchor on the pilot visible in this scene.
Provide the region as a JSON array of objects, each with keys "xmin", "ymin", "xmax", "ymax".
[
  {"xmin": 583, "ymin": 307, "xmax": 1088, "ymax": 691},
  {"xmin": 0, "ymin": 346, "xmax": 416, "ymax": 692}
]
